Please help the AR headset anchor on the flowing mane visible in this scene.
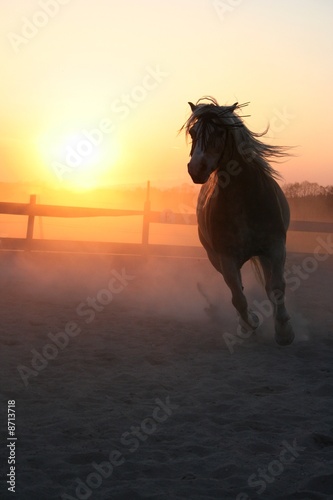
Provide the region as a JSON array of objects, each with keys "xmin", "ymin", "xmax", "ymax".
[{"xmin": 181, "ymin": 96, "xmax": 290, "ymax": 180}]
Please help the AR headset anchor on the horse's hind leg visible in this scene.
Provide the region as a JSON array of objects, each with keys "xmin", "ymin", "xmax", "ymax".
[
  {"xmin": 259, "ymin": 248, "xmax": 295, "ymax": 346},
  {"xmin": 219, "ymin": 255, "xmax": 260, "ymax": 333}
]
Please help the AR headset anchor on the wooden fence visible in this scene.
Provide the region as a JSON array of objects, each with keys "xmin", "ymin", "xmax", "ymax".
[{"xmin": 0, "ymin": 181, "xmax": 332, "ymax": 257}]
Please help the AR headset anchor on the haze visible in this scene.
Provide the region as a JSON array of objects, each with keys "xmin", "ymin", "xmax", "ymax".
[{"xmin": 1, "ymin": 0, "xmax": 332, "ymax": 196}]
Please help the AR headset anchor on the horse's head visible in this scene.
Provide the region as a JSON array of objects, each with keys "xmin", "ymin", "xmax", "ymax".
[
  {"xmin": 181, "ymin": 97, "xmax": 289, "ymax": 187},
  {"xmin": 182, "ymin": 98, "xmax": 242, "ymax": 184}
]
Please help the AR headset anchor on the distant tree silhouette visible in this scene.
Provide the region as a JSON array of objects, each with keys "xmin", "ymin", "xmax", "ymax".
[
  {"xmin": 282, "ymin": 181, "xmax": 333, "ymax": 221},
  {"xmin": 282, "ymin": 181, "xmax": 331, "ymax": 198}
]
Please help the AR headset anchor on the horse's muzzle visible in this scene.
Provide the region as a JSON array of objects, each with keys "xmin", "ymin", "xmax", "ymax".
[{"xmin": 188, "ymin": 164, "xmax": 209, "ymax": 184}]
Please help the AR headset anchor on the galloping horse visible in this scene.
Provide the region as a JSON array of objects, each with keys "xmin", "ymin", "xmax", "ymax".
[{"xmin": 181, "ymin": 97, "xmax": 294, "ymax": 345}]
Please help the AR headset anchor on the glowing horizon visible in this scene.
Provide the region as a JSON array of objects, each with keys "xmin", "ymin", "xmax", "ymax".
[{"xmin": 1, "ymin": 0, "xmax": 332, "ymax": 192}]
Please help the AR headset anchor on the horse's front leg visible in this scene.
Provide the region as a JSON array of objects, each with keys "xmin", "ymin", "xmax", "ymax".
[{"xmin": 219, "ymin": 255, "xmax": 260, "ymax": 333}]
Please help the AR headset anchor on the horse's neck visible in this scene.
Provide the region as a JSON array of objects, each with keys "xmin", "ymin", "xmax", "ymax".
[
  {"xmin": 214, "ymin": 162, "xmax": 250, "ymax": 197},
  {"xmin": 202, "ymin": 165, "xmax": 272, "ymax": 217}
]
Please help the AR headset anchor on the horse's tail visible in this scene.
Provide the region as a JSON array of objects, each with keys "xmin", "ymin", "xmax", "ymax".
[{"xmin": 250, "ymin": 257, "xmax": 265, "ymax": 287}]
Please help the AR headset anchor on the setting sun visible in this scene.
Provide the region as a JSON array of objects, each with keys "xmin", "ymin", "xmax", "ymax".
[
  {"xmin": 1, "ymin": 0, "xmax": 333, "ymax": 190},
  {"xmin": 37, "ymin": 124, "xmax": 120, "ymax": 191}
]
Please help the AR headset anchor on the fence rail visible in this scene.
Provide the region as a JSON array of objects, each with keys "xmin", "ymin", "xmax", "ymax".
[{"xmin": 0, "ymin": 182, "xmax": 332, "ymax": 256}]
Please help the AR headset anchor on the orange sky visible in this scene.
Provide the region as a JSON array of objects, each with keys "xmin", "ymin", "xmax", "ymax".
[{"xmin": 1, "ymin": 0, "xmax": 333, "ymax": 193}]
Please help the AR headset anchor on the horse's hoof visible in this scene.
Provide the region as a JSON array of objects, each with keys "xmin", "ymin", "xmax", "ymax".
[
  {"xmin": 239, "ymin": 310, "xmax": 260, "ymax": 334},
  {"xmin": 248, "ymin": 310, "xmax": 260, "ymax": 329},
  {"xmin": 275, "ymin": 321, "xmax": 295, "ymax": 346}
]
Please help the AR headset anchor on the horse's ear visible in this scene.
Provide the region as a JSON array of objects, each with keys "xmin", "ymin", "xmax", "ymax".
[
  {"xmin": 188, "ymin": 102, "xmax": 196, "ymax": 112},
  {"xmin": 232, "ymin": 102, "xmax": 238, "ymax": 111}
]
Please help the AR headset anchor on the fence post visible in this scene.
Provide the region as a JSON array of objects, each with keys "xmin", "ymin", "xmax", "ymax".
[
  {"xmin": 142, "ymin": 181, "xmax": 151, "ymax": 254},
  {"xmin": 26, "ymin": 194, "xmax": 36, "ymax": 243}
]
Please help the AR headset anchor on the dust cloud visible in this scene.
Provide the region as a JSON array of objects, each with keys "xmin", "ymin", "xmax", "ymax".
[
  {"xmin": 0, "ymin": 248, "xmax": 329, "ymax": 345},
  {"xmin": 0, "ymin": 252, "xmax": 260, "ymax": 344},
  {"xmin": 0, "ymin": 252, "xmax": 238, "ymax": 325},
  {"xmin": 127, "ymin": 257, "xmax": 236, "ymax": 324}
]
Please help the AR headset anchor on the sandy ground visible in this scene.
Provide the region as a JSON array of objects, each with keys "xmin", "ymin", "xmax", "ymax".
[{"xmin": 0, "ymin": 250, "xmax": 333, "ymax": 500}]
